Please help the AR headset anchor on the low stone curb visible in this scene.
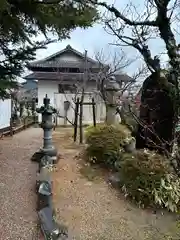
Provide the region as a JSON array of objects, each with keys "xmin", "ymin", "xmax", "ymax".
[
  {"xmin": 33, "ymin": 154, "xmax": 69, "ymax": 240},
  {"xmin": 32, "ymin": 95, "xmax": 69, "ymax": 240}
]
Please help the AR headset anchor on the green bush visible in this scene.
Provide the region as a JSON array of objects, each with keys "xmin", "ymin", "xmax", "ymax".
[
  {"xmin": 119, "ymin": 149, "xmax": 180, "ymax": 212},
  {"xmin": 84, "ymin": 123, "xmax": 104, "ymax": 139},
  {"xmin": 153, "ymin": 174, "xmax": 180, "ymax": 212},
  {"xmin": 85, "ymin": 124, "xmax": 131, "ymax": 169}
]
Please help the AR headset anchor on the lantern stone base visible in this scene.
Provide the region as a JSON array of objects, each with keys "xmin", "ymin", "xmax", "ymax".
[
  {"xmin": 41, "ymin": 147, "xmax": 58, "ymax": 164},
  {"xmin": 31, "ymin": 151, "xmax": 45, "ymax": 163},
  {"xmin": 31, "ymin": 148, "xmax": 59, "ymax": 164}
]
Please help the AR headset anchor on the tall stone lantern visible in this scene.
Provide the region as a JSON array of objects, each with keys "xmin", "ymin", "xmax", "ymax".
[
  {"xmin": 36, "ymin": 94, "xmax": 58, "ymax": 163},
  {"xmin": 105, "ymin": 77, "xmax": 120, "ymax": 125}
]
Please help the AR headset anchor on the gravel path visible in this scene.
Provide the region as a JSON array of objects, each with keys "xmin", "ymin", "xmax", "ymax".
[{"xmin": 0, "ymin": 127, "xmax": 43, "ymax": 240}]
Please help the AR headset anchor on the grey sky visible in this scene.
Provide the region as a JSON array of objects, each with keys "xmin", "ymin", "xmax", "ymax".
[{"xmin": 24, "ymin": 0, "xmax": 179, "ymax": 80}]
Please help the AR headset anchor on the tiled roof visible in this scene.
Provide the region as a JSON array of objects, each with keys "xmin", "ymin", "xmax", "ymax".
[
  {"xmin": 28, "ymin": 60, "xmax": 100, "ymax": 69},
  {"xmin": 24, "ymin": 71, "xmax": 135, "ymax": 85},
  {"xmin": 24, "ymin": 71, "xmax": 97, "ymax": 81},
  {"xmin": 27, "ymin": 45, "xmax": 107, "ymax": 69}
]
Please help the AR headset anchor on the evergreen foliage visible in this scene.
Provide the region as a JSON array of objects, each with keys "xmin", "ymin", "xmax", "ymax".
[{"xmin": 0, "ymin": 0, "xmax": 98, "ymax": 97}]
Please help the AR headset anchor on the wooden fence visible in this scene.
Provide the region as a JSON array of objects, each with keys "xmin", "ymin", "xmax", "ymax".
[{"xmin": 0, "ymin": 116, "xmax": 38, "ymax": 138}]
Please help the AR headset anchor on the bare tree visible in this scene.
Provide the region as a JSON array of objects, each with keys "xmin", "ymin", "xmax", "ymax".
[
  {"xmin": 88, "ymin": 0, "xmax": 180, "ymax": 122},
  {"xmin": 94, "ymin": 46, "xmax": 148, "ymax": 124},
  {"xmin": 48, "ymin": 44, "xmax": 146, "ymax": 129},
  {"xmin": 83, "ymin": 0, "xmax": 180, "ymax": 151}
]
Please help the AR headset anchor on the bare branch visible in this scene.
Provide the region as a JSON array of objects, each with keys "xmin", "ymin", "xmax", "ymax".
[
  {"xmin": 105, "ymin": 21, "xmax": 159, "ymax": 73},
  {"xmin": 89, "ymin": 0, "xmax": 158, "ymax": 26},
  {"xmin": 93, "ymin": 46, "xmax": 147, "ymax": 110}
]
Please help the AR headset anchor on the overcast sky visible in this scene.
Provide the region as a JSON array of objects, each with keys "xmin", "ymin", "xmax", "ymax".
[{"xmin": 22, "ymin": 0, "xmax": 180, "ymax": 81}]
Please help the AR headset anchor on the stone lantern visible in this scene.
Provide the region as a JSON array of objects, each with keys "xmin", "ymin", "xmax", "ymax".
[
  {"xmin": 105, "ymin": 76, "xmax": 120, "ymax": 125},
  {"xmin": 36, "ymin": 94, "xmax": 58, "ymax": 163}
]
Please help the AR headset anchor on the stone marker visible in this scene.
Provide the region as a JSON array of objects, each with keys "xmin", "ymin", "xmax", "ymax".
[{"xmin": 105, "ymin": 77, "xmax": 120, "ymax": 125}]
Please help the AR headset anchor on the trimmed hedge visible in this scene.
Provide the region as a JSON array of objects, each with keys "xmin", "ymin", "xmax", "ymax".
[{"xmin": 85, "ymin": 124, "xmax": 131, "ymax": 169}]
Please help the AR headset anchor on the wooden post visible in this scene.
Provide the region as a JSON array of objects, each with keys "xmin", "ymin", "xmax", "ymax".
[
  {"xmin": 32, "ymin": 99, "xmax": 36, "ymax": 123},
  {"xmin": 79, "ymin": 100, "xmax": 83, "ymax": 144},
  {"xmin": 79, "ymin": 50, "xmax": 88, "ymax": 144},
  {"xmin": 74, "ymin": 98, "xmax": 79, "ymax": 142},
  {"xmin": 55, "ymin": 114, "xmax": 58, "ymax": 127},
  {"xmin": 10, "ymin": 118, "xmax": 13, "ymax": 136},
  {"xmin": 53, "ymin": 115, "xmax": 56, "ymax": 131},
  {"xmin": 53, "ymin": 114, "xmax": 58, "ymax": 131},
  {"xmin": 23, "ymin": 117, "xmax": 26, "ymax": 130},
  {"xmin": 92, "ymin": 98, "xmax": 96, "ymax": 127},
  {"xmin": 34, "ymin": 114, "xmax": 36, "ymax": 124}
]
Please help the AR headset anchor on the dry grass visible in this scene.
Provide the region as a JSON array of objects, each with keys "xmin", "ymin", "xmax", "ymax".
[{"xmin": 52, "ymin": 127, "xmax": 180, "ymax": 240}]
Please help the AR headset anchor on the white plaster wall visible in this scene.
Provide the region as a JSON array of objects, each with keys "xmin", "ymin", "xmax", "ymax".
[
  {"xmin": 54, "ymin": 92, "xmax": 106, "ymax": 125},
  {"xmin": 38, "ymin": 80, "xmax": 58, "ymax": 122},
  {"xmin": 38, "ymin": 80, "xmax": 106, "ymax": 124},
  {"xmin": 0, "ymin": 99, "xmax": 11, "ymax": 129}
]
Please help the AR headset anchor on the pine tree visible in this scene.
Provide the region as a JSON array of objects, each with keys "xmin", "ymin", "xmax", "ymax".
[{"xmin": 0, "ymin": 0, "xmax": 98, "ymax": 98}]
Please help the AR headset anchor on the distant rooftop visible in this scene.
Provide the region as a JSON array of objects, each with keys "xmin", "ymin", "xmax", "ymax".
[
  {"xmin": 26, "ymin": 44, "xmax": 105, "ymax": 70},
  {"xmin": 24, "ymin": 45, "xmax": 134, "ymax": 84}
]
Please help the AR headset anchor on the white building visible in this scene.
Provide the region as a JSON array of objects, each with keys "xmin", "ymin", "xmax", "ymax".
[
  {"xmin": 24, "ymin": 45, "xmax": 107, "ymax": 125},
  {"xmin": 0, "ymin": 98, "xmax": 12, "ymax": 132}
]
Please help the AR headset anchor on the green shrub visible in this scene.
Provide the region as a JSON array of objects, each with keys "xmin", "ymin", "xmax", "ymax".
[
  {"xmin": 153, "ymin": 174, "xmax": 180, "ymax": 212},
  {"xmin": 85, "ymin": 123, "xmax": 104, "ymax": 139},
  {"xmin": 85, "ymin": 124, "xmax": 131, "ymax": 169},
  {"xmin": 118, "ymin": 149, "xmax": 180, "ymax": 212}
]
